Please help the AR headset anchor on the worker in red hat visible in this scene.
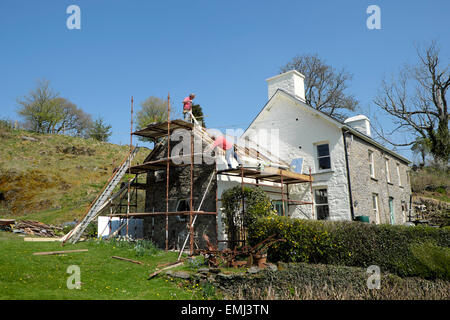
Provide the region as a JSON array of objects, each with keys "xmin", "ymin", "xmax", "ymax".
[{"xmin": 182, "ymin": 93, "xmax": 195, "ymax": 123}]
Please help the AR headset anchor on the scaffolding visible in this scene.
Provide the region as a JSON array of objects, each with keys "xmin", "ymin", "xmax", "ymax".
[
  {"xmin": 105, "ymin": 95, "xmax": 315, "ymax": 255},
  {"xmin": 108, "ymin": 97, "xmax": 219, "ymax": 256}
]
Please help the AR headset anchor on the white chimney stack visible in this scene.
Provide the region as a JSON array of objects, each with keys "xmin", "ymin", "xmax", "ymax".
[
  {"xmin": 266, "ymin": 70, "xmax": 305, "ymax": 102},
  {"xmin": 344, "ymin": 115, "xmax": 371, "ymax": 137}
]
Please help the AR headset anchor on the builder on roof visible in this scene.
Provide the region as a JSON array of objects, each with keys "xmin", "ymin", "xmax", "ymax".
[
  {"xmin": 182, "ymin": 93, "xmax": 195, "ymax": 123},
  {"xmin": 207, "ymin": 133, "xmax": 242, "ymax": 169}
]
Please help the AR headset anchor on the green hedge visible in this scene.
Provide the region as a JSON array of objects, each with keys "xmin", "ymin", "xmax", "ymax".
[{"xmin": 248, "ymin": 216, "xmax": 450, "ymax": 280}]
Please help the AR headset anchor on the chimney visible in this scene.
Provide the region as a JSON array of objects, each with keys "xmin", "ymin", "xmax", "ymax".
[
  {"xmin": 344, "ymin": 115, "xmax": 371, "ymax": 137},
  {"xmin": 266, "ymin": 70, "xmax": 305, "ymax": 101}
]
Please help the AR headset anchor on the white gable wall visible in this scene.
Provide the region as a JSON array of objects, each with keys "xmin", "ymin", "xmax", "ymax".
[{"xmin": 243, "ymin": 92, "xmax": 352, "ymax": 221}]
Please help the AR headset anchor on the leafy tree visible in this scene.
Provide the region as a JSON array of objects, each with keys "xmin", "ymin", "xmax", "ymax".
[
  {"xmin": 17, "ymin": 80, "xmax": 92, "ymax": 136},
  {"xmin": 192, "ymin": 104, "xmax": 206, "ymax": 127},
  {"xmin": 280, "ymin": 53, "xmax": 358, "ymax": 121},
  {"xmin": 87, "ymin": 117, "xmax": 112, "ymax": 142},
  {"xmin": 17, "ymin": 79, "xmax": 59, "ymax": 133},
  {"xmin": 373, "ymin": 41, "xmax": 449, "ymax": 164},
  {"xmin": 52, "ymin": 97, "xmax": 92, "ymax": 136},
  {"xmin": 411, "ymin": 137, "xmax": 432, "ymax": 166},
  {"xmin": 135, "ymin": 96, "xmax": 168, "ymax": 141}
]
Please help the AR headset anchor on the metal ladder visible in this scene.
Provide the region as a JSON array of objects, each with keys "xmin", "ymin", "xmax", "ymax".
[{"xmin": 62, "ymin": 147, "xmax": 140, "ymax": 244}]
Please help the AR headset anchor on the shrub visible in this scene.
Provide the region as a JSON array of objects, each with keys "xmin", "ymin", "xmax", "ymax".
[
  {"xmin": 221, "ymin": 186, "xmax": 275, "ymax": 248},
  {"xmin": 410, "ymin": 241, "xmax": 450, "ymax": 280},
  {"xmin": 249, "ymin": 216, "xmax": 450, "ymax": 279}
]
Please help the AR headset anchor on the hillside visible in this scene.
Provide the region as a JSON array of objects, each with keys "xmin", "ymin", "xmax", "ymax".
[{"xmin": 0, "ymin": 128, "xmax": 148, "ymax": 225}]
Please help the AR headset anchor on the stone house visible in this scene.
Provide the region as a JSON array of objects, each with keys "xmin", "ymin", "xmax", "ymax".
[
  {"xmin": 244, "ymin": 70, "xmax": 412, "ymax": 225},
  {"xmin": 106, "ymin": 70, "xmax": 412, "ymax": 250}
]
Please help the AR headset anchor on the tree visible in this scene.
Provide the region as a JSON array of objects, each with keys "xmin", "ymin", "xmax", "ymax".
[
  {"xmin": 280, "ymin": 54, "xmax": 358, "ymax": 121},
  {"xmin": 135, "ymin": 96, "xmax": 168, "ymax": 141},
  {"xmin": 52, "ymin": 98, "xmax": 93, "ymax": 137},
  {"xmin": 87, "ymin": 117, "xmax": 112, "ymax": 142},
  {"xmin": 17, "ymin": 80, "xmax": 92, "ymax": 136},
  {"xmin": 373, "ymin": 41, "xmax": 449, "ymax": 164},
  {"xmin": 411, "ymin": 137, "xmax": 431, "ymax": 166},
  {"xmin": 192, "ymin": 104, "xmax": 206, "ymax": 127},
  {"xmin": 17, "ymin": 79, "xmax": 59, "ymax": 133}
]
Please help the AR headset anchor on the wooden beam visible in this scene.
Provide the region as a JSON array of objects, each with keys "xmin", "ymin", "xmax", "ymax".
[
  {"xmin": 112, "ymin": 256, "xmax": 143, "ymax": 265},
  {"xmin": 33, "ymin": 249, "xmax": 88, "ymax": 256}
]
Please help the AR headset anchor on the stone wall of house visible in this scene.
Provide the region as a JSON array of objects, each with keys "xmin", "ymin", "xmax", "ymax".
[
  {"xmin": 344, "ymin": 132, "xmax": 412, "ymax": 225},
  {"xmin": 142, "ymin": 135, "xmax": 218, "ymax": 249}
]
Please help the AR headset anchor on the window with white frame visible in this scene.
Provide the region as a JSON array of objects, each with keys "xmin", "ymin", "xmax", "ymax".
[
  {"xmin": 316, "ymin": 143, "xmax": 331, "ymax": 170},
  {"xmin": 385, "ymin": 158, "xmax": 391, "ymax": 183},
  {"xmin": 369, "ymin": 150, "xmax": 375, "ymax": 178},
  {"xmin": 372, "ymin": 193, "xmax": 380, "ymax": 224},
  {"xmin": 314, "ymin": 188, "xmax": 329, "ymax": 220},
  {"xmin": 396, "ymin": 163, "xmax": 402, "ymax": 186}
]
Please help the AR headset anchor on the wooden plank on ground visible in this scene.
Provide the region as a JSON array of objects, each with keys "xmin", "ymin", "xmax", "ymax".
[
  {"xmin": 148, "ymin": 261, "xmax": 184, "ymax": 279},
  {"xmin": 24, "ymin": 237, "xmax": 61, "ymax": 242},
  {"xmin": 33, "ymin": 249, "xmax": 88, "ymax": 256},
  {"xmin": 112, "ymin": 256, "xmax": 143, "ymax": 265}
]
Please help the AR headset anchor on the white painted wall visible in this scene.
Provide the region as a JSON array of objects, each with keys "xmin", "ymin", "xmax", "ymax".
[
  {"xmin": 98, "ymin": 216, "xmax": 144, "ymax": 239},
  {"xmin": 242, "ymin": 92, "xmax": 352, "ymax": 221}
]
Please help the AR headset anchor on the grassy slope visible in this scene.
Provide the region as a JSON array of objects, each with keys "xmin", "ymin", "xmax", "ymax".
[
  {"xmin": 0, "ymin": 232, "xmax": 200, "ymax": 300},
  {"xmin": 0, "ymin": 129, "xmax": 148, "ymax": 224},
  {"xmin": 411, "ymin": 167, "xmax": 450, "ymax": 203}
]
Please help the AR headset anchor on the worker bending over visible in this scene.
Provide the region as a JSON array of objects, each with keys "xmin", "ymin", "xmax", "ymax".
[{"xmin": 207, "ymin": 133, "xmax": 242, "ymax": 169}]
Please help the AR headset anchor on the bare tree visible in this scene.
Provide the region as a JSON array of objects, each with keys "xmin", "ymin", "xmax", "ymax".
[
  {"xmin": 280, "ymin": 54, "xmax": 358, "ymax": 121},
  {"xmin": 373, "ymin": 41, "xmax": 449, "ymax": 163}
]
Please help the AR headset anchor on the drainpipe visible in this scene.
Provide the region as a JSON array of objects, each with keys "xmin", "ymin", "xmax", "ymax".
[{"xmin": 342, "ymin": 129, "xmax": 355, "ymax": 221}]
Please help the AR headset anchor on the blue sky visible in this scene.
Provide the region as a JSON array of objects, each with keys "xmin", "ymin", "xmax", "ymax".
[{"xmin": 1, "ymin": 0, "xmax": 449, "ymax": 161}]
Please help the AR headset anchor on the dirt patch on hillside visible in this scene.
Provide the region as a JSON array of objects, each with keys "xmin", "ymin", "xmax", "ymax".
[{"xmin": 0, "ymin": 169, "xmax": 69, "ymax": 215}]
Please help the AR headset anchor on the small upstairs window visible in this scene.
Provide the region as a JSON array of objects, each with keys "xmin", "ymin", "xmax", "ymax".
[
  {"xmin": 385, "ymin": 158, "xmax": 391, "ymax": 183},
  {"xmin": 396, "ymin": 163, "xmax": 402, "ymax": 186},
  {"xmin": 369, "ymin": 150, "xmax": 375, "ymax": 178},
  {"xmin": 316, "ymin": 143, "xmax": 331, "ymax": 170}
]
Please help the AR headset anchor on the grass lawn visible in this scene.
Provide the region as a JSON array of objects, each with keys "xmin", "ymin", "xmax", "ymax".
[{"xmin": 0, "ymin": 232, "xmax": 204, "ymax": 300}]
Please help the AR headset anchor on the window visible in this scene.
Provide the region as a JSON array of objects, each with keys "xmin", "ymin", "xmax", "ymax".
[
  {"xmin": 155, "ymin": 170, "xmax": 164, "ymax": 182},
  {"xmin": 314, "ymin": 188, "xmax": 329, "ymax": 220},
  {"xmin": 272, "ymin": 200, "xmax": 286, "ymax": 216},
  {"xmin": 368, "ymin": 150, "xmax": 375, "ymax": 178},
  {"xmin": 396, "ymin": 163, "xmax": 402, "ymax": 186},
  {"xmin": 176, "ymin": 199, "xmax": 191, "ymax": 212},
  {"xmin": 389, "ymin": 197, "xmax": 395, "ymax": 225},
  {"xmin": 316, "ymin": 143, "xmax": 331, "ymax": 170},
  {"xmin": 385, "ymin": 158, "xmax": 391, "ymax": 183},
  {"xmin": 372, "ymin": 193, "xmax": 380, "ymax": 224}
]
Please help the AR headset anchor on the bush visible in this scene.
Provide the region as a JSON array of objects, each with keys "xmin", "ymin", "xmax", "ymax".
[
  {"xmin": 221, "ymin": 186, "xmax": 275, "ymax": 248},
  {"xmin": 249, "ymin": 216, "xmax": 450, "ymax": 280},
  {"xmin": 410, "ymin": 241, "xmax": 450, "ymax": 279}
]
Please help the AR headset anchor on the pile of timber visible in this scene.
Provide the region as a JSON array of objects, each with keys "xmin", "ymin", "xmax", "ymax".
[{"xmin": 14, "ymin": 220, "xmax": 62, "ymax": 237}]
